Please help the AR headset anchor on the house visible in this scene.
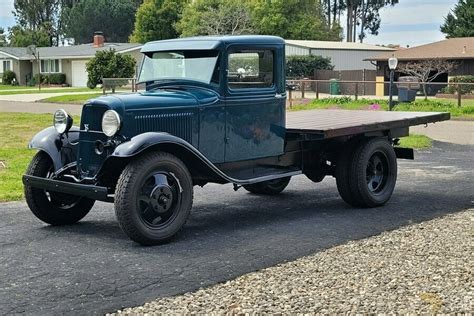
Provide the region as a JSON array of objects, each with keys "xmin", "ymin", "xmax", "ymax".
[
  {"xmin": 0, "ymin": 33, "xmax": 143, "ymax": 87},
  {"xmin": 285, "ymin": 40, "xmax": 396, "ymax": 71},
  {"xmin": 366, "ymin": 37, "xmax": 474, "ymax": 96}
]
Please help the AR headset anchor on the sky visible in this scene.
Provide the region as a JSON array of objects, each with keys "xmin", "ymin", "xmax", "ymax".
[{"xmin": 0, "ymin": 0, "xmax": 460, "ymax": 47}]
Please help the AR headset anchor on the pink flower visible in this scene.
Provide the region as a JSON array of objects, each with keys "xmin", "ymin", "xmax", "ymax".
[{"xmin": 369, "ymin": 103, "xmax": 381, "ymax": 110}]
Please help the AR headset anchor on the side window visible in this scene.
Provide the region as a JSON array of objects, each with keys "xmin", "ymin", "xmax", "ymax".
[{"xmin": 228, "ymin": 49, "xmax": 274, "ymax": 89}]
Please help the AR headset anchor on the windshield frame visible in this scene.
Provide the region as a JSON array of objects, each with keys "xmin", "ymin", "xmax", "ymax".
[{"xmin": 137, "ymin": 49, "xmax": 221, "ymax": 86}]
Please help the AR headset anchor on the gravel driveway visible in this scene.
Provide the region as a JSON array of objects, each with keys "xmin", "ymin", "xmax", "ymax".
[
  {"xmin": 114, "ymin": 209, "xmax": 473, "ymax": 314},
  {"xmin": 0, "ymin": 141, "xmax": 472, "ymax": 315}
]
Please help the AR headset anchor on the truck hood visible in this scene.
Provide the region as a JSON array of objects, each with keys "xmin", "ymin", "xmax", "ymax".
[{"xmin": 86, "ymin": 88, "xmax": 219, "ymax": 113}]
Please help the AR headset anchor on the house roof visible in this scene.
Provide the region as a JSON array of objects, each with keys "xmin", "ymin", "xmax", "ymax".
[
  {"xmin": 0, "ymin": 42, "xmax": 143, "ymax": 60},
  {"xmin": 285, "ymin": 40, "xmax": 395, "ymax": 51},
  {"xmin": 366, "ymin": 37, "xmax": 474, "ymax": 61}
]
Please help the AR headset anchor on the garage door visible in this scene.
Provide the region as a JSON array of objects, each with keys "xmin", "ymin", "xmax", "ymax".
[{"xmin": 71, "ymin": 60, "xmax": 89, "ymax": 87}]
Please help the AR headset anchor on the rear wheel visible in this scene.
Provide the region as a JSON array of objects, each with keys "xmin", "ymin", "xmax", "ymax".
[
  {"xmin": 243, "ymin": 177, "xmax": 291, "ymax": 195},
  {"xmin": 24, "ymin": 151, "xmax": 95, "ymax": 225},
  {"xmin": 114, "ymin": 152, "xmax": 193, "ymax": 246},
  {"xmin": 336, "ymin": 138, "xmax": 397, "ymax": 207}
]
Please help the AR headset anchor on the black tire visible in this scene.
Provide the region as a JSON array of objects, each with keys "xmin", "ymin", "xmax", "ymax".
[
  {"xmin": 243, "ymin": 177, "xmax": 291, "ymax": 195},
  {"xmin": 114, "ymin": 152, "xmax": 193, "ymax": 246},
  {"xmin": 335, "ymin": 141, "xmax": 362, "ymax": 207},
  {"xmin": 350, "ymin": 138, "xmax": 397, "ymax": 207},
  {"xmin": 24, "ymin": 151, "xmax": 95, "ymax": 225},
  {"xmin": 336, "ymin": 138, "xmax": 397, "ymax": 208}
]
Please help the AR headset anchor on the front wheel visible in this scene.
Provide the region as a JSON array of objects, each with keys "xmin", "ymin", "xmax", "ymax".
[
  {"xmin": 243, "ymin": 177, "xmax": 291, "ymax": 195},
  {"xmin": 114, "ymin": 152, "xmax": 193, "ymax": 246},
  {"xmin": 24, "ymin": 151, "xmax": 95, "ymax": 225}
]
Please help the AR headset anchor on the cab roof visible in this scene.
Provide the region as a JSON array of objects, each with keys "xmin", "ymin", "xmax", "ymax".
[{"xmin": 141, "ymin": 35, "xmax": 285, "ymax": 53}]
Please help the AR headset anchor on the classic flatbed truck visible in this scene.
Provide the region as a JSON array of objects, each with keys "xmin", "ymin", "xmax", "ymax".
[{"xmin": 22, "ymin": 36, "xmax": 449, "ymax": 245}]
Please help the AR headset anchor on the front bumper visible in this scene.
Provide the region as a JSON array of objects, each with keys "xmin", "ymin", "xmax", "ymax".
[{"xmin": 22, "ymin": 175, "xmax": 111, "ymax": 202}]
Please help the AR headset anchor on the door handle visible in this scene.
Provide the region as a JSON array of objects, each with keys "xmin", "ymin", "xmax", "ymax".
[{"xmin": 275, "ymin": 93, "xmax": 285, "ymax": 99}]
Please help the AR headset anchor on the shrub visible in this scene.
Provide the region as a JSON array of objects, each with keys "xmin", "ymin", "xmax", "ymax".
[
  {"xmin": 32, "ymin": 73, "xmax": 67, "ymax": 85},
  {"xmin": 48, "ymin": 73, "xmax": 66, "ymax": 85},
  {"xmin": 286, "ymin": 55, "xmax": 333, "ymax": 78},
  {"xmin": 2, "ymin": 70, "xmax": 16, "ymax": 85},
  {"xmin": 86, "ymin": 49, "xmax": 136, "ymax": 89},
  {"xmin": 443, "ymin": 75, "xmax": 474, "ymax": 94}
]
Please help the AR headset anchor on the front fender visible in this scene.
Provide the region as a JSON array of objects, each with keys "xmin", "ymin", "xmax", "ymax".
[
  {"xmin": 110, "ymin": 132, "xmax": 233, "ymax": 183},
  {"xmin": 29, "ymin": 126, "xmax": 80, "ymax": 171}
]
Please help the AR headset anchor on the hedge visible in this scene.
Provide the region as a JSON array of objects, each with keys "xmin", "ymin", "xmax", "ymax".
[
  {"xmin": 443, "ymin": 75, "xmax": 474, "ymax": 94},
  {"xmin": 286, "ymin": 55, "xmax": 334, "ymax": 78},
  {"xmin": 33, "ymin": 73, "xmax": 67, "ymax": 85}
]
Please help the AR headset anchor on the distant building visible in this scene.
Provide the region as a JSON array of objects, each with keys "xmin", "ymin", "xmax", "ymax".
[
  {"xmin": 0, "ymin": 33, "xmax": 143, "ymax": 87},
  {"xmin": 366, "ymin": 37, "xmax": 474, "ymax": 96},
  {"xmin": 285, "ymin": 40, "xmax": 396, "ymax": 71}
]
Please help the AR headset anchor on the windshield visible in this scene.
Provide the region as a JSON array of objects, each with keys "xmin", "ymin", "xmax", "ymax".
[{"xmin": 138, "ymin": 50, "xmax": 220, "ymax": 84}]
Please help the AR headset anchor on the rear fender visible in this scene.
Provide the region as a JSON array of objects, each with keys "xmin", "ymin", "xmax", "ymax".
[{"xmin": 28, "ymin": 126, "xmax": 80, "ymax": 171}]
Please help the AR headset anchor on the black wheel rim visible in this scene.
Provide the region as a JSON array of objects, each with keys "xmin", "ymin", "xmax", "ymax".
[
  {"xmin": 136, "ymin": 171, "xmax": 182, "ymax": 229},
  {"xmin": 366, "ymin": 152, "xmax": 389, "ymax": 194},
  {"xmin": 44, "ymin": 168, "xmax": 82, "ymax": 209}
]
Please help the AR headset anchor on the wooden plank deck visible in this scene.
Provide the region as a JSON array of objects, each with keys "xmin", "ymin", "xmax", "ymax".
[{"xmin": 286, "ymin": 109, "xmax": 450, "ymax": 139}]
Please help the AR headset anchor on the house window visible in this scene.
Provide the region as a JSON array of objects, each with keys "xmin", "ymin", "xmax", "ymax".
[
  {"xmin": 2, "ymin": 60, "xmax": 12, "ymax": 72},
  {"xmin": 40, "ymin": 59, "xmax": 61, "ymax": 73}
]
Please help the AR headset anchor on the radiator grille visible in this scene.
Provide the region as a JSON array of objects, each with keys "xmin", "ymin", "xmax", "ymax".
[{"xmin": 135, "ymin": 112, "xmax": 194, "ymax": 142}]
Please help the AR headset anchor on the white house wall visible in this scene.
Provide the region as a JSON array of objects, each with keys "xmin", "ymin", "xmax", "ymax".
[
  {"xmin": 285, "ymin": 45, "xmax": 310, "ymax": 56},
  {"xmin": 310, "ymin": 49, "xmax": 383, "ymax": 70}
]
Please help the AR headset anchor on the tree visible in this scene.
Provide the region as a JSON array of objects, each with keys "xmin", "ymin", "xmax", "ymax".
[
  {"xmin": 176, "ymin": 0, "xmax": 253, "ymax": 37},
  {"xmin": 86, "ymin": 50, "xmax": 137, "ymax": 89},
  {"xmin": 441, "ymin": 0, "xmax": 474, "ymax": 38},
  {"xmin": 251, "ymin": 0, "xmax": 342, "ymax": 40},
  {"xmin": 130, "ymin": 0, "xmax": 185, "ymax": 43},
  {"xmin": 11, "ymin": 0, "xmax": 61, "ymax": 46},
  {"xmin": 65, "ymin": 0, "xmax": 137, "ymax": 44},
  {"xmin": 398, "ymin": 59, "xmax": 458, "ymax": 99},
  {"xmin": 0, "ymin": 28, "xmax": 7, "ymax": 46},
  {"xmin": 8, "ymin": 25, "xmax": 50, "ymax": 47},
  {"xmin": 344, "ymin": 0, "xmax": 399, "ymax": 43}
]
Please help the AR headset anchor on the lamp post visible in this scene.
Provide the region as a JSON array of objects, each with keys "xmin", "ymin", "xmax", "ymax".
[{"xmin": 388, "ymin": 56, "xmax": 398, "ymax": 111}]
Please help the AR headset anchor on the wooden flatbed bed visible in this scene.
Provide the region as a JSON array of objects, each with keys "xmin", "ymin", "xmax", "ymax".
[{"xmin": 286, "ymin": 109, "xmax": 450, "ymax": 139}]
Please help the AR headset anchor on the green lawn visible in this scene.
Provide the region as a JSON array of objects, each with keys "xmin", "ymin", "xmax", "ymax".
[
  {"xmin": 41, "ymin": 93, "xmax": 103, "ymax": 104},
  {"xmin": 0, "ymin": 112, "xmax": 80, "ymax": 202},
  {"xmin": 290, "ymin": 97, "xmax": 474, "ymax": 119},
  {"xmin": 0, "ymin": 85, "xmax": 36, "ymax": 91},
  {"xmin": 398, "ymin": 134, "xmax": 432, "ymax": 149},
  {"xmin": 0, "ymin": 87, "xmax": 98, "ymax": 95}
]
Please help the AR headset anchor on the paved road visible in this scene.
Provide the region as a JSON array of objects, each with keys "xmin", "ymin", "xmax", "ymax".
[
  {"xmin": 1, "ymin": 141, "xmax": 472, "ymax": 315},
  {"xmin": 0, "ymin": 100, "xmax": 82, "ymax": 115},
  {"xmin": 411, "ymin": 120, "xmax": 474, "ymax": 145}
]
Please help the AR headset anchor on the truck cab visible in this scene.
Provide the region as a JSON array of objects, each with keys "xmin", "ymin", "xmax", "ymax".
[{"xmin": 23, "ymin": 36, "xmax": 449, "ymax": 245}]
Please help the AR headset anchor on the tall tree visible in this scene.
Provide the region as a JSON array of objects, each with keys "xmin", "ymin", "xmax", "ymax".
[
  {"xmin": 441, "ymin": 0, "xmax": 474, "ymax": 38},
  {"xmin": 251, "ymin": 0, "xmax": 342, "ymax": 40},
  {"xmin": 176, "ymin": 0, "xmax": 253, "ymax": 37},
  {"xmin": 8, "ymin": 25, "xmax": 50, "ymax": 47},
  {"xmin": 65, "ymin": 0, "xmax": 137, "ymax": 44},
  {"xmin": 345, "ymin": 0, "xmax": 398, "ymax": 42},
  {"xmin": 130, "ymin": 0, "xmax": 185, "ymax": 43},
  {"xmin": 11, "ymin": 0, "xmax": 61, "ymax": 46}
]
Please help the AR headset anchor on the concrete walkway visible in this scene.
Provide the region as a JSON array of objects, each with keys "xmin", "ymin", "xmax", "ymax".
[
  {"xmin": 411, "ymin": 120, "xmax": 474, "ymax": 145},
  {"xmin": 0, "ymin": 101, "xmax": 472, "ymax": 145},
  {"xmin": 0, "ymin": 91, "xmax": 98, "ymax": 102}
]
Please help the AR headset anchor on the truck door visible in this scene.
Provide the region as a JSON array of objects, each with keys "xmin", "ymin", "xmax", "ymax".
[{"xmin": 224, "ymin": 47, "xmax": 286, "ymax": 162}]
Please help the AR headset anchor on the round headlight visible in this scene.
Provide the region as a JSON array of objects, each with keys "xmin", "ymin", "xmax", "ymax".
[
  {"xmin": 53, "ymin": 109, "xmax": 72, "ymax": 134},
  {"xmin": 102, "ymin": 110, "xmax": 121, "ymax": 137}
]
